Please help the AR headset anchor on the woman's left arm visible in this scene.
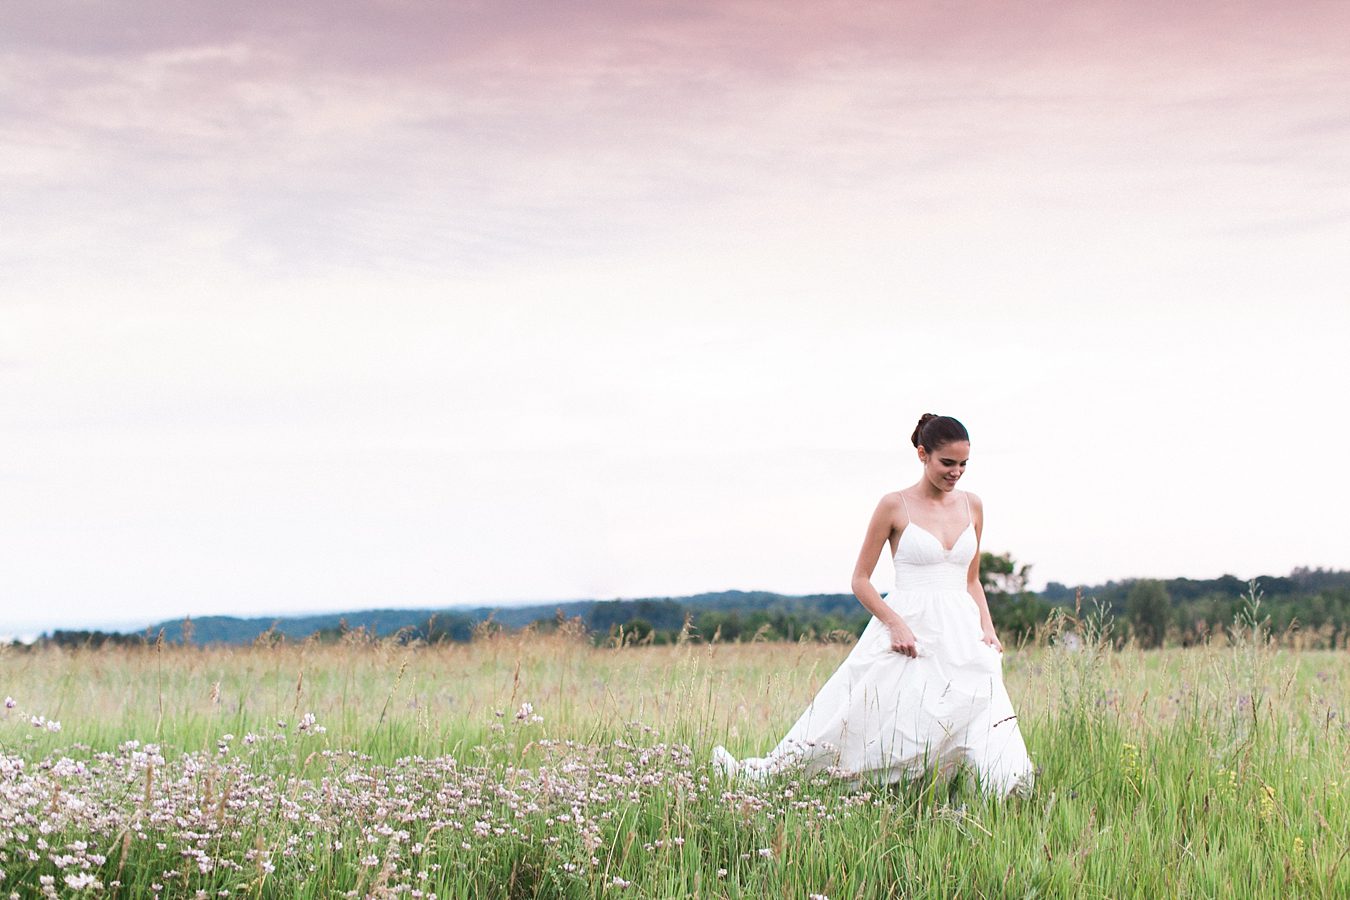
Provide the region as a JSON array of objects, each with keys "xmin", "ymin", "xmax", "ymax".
[{"xmin": 965, "ymin": 492, "xmax": 1004, "ymax": 652}]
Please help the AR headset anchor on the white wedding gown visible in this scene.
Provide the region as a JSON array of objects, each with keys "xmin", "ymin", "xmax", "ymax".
[{"xmin": 714, "ymin": 493, "xmax": 1034, "ymax": 797}]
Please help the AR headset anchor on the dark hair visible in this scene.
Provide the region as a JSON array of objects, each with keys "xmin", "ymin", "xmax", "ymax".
[{"xmin": 911, "ymin": 414, "xmax": 969, "ymax": 452}]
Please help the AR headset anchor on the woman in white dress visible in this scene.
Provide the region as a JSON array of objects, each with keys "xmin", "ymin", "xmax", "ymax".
[{"xmin": 713, "ymin": 414, "xmax": 1035, "ymax": 798}]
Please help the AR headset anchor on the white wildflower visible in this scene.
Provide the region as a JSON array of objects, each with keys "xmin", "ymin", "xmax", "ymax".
[{"xmin": 64, "ymin": 873, "xmax": 98, "ymax": 891}]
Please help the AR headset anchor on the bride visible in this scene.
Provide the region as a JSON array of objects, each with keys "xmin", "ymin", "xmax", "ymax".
[{"xmin": 713, "ymin": 414, "xmax": 1035, "ymax": 797}]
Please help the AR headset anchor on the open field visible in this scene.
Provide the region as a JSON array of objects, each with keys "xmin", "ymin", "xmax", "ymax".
[{"xmin": 2, "ymin": 608, "xmax": 1347, "ymax": 898}]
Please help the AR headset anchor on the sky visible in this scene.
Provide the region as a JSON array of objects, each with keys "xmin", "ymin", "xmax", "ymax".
[{"xmin": 3, "ymin": 1, "xmax": 1349, "ymax": 636}]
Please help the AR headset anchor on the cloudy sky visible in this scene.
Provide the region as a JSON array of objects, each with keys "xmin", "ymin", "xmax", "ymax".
[{"xmin": 3, "ymin": 1, "xmax": 1348, "ymax": 635}]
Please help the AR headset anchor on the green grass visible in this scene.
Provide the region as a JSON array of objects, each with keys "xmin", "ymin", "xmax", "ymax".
[{"xmin": 0, "ymin": 614, "xmax": 1346, "ymax": 898}]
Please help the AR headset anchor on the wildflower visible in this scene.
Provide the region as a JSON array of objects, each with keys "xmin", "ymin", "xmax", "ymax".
[
  {"xmin": 1120, "ymin": 742, "xmax": 1141, "ymax": 782},
  {"xmin": 64, "ymin": 873, "xmax": 98, "ymax": 891},
  {"xmin": 297, "ymin": 712, "xmax": 326, "ymax": 734},
  {"xmin": 1259, "ymin": 783, "xmax": 1277, "ymax": 822},
  {"xmin": 810, "ymin": 895, "xmax": 830, "ymax": 900},
  {"xmin": 515, "ymin": 702, "xmax": 534, "ymax": 720},
  {"xmin": 757, "ymin": 847, "xmax": 773, "ymax": 858},
  {"xmin": 3, "ymin": 697, "xmax": 14, "ymax": 709},
  {"xmin": 611, "ymin": 876, "xmax": 631, "ymax": 888}
]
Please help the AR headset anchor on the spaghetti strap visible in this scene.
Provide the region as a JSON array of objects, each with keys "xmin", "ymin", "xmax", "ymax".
[
  {"xmin": 898, "ymin": 491, "xmax": 911, "ymax": 523},
  {"xmin": 963, "ymin": 491, "xmax": 972, "ymax": 526}
]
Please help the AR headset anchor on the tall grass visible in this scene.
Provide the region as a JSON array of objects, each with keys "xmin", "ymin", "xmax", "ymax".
[{"xmin": 1, "ymin": 597, "xmax": 1346, "ymax": 898}]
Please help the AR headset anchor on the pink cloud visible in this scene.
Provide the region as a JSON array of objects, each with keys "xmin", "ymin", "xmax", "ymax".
[{"xmin": 2, "ymin": 1, "xmax": 1347, "ymax": 277}]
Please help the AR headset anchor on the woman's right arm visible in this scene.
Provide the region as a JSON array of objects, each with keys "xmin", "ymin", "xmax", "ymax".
[{"xmin": 850, "ymin": 494, "xmax": 920, "ymax": 657}]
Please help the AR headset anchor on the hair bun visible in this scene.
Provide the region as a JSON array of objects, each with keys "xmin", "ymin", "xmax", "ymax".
[
  {"xmin": 911, "ymin": 413, "xmax": 969, "ymax": 451},
  {"xmin": 911, "ymin": 413, "xmax": 939, "ymax": 448}
]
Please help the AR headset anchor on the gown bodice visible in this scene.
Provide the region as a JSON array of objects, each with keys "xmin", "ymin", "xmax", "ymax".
[{"xmin": 893, "ymin": 519, "xmax": 976, "ymax": 593}]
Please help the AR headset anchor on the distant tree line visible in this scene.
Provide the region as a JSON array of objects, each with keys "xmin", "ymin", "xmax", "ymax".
[
  {"xmin": 1077, "ymin": 567, "xmax": 1350, "ymax": 649},
  {"xmin": 12, "ymin": 565, "xmax": 1349, "ymax": 651},
  {"xmin": 20, "ymin": 630, "xmax": 149, "ymax": 650}
]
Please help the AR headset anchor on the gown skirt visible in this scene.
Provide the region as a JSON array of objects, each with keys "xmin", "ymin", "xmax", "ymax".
[{"xmin": 713, "ymin": 511, "xmax": 1034, "ymax": 797}]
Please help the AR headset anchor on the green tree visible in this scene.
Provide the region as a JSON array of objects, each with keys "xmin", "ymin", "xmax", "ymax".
[
  {"xmin": 981, "ymin": 551, "xmax": 1032, "ymax": 596},
  {"xmin": 1126, "ymin": 579, "xmax": 1171, "ymax": 648},
  {"xmin": 980, "ymin": 551, "xmax": 1051, "ymax": 643}
]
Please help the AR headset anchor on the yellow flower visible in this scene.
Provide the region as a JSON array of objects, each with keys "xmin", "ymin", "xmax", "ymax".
[
  {"xmin": 1259, "ymin": 783, "xmax": 1276, "ymax": 822},
  {"xmin": 1119, "ymin": 743, "xmax": 1142, "ymax": 784}
]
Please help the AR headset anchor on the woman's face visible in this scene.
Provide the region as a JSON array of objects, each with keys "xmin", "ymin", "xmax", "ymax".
[{"xmin": 918, "ymin": 440, "xmax": 970, "ymax": 492}]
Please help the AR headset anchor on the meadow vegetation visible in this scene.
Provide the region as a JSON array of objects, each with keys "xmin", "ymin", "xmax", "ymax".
[{"xmin": 1, "ymin": 592, "xmax": 1346, "ymax": 898}]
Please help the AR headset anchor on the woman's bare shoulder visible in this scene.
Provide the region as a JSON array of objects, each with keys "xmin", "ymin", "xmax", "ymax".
[
  {"xmin": 876, "ymin": 490, "xmax": 907, "ymax": 510},
  {"xmin": 871, "ymin": 491, "xmax": 907, "ymax": 526}
]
